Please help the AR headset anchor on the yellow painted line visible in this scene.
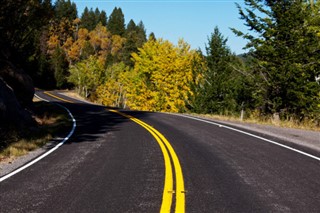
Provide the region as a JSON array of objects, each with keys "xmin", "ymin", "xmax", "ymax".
[
  {"xmin": 43, "ymin": 91, "xmax": 74, "ymax": 103},
  {"xmin": 109, "ymin": 110, "xmax": 185, "ymax": 213}
]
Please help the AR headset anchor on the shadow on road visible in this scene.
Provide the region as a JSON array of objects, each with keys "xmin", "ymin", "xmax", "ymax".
[{"xmin": 47, "ymin": 101, "xmax": 155, "ymax": 147}]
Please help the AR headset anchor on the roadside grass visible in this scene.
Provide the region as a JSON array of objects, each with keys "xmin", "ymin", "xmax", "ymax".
[
  {"xmin": 0, "ymin": 98, "xmax": 71, "ymax": 162},
  {"xmin": 188, "ymin": 113, "xmax": 320, "ymax": 132}
]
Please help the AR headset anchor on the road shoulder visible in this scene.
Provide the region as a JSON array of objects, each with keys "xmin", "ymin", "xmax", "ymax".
[{"xmin": 188, "ymin": 115, "xmax": 320, "ymax": 153}]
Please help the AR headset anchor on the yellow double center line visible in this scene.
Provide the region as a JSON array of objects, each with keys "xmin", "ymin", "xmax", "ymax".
[
  {"xmin": 109, "ymin": 110, "xmax": 185, "ymax": 213},
  {"xmin": 43, "ymin": 91, "xmax": 74, "ymax": 103},
  {"xmin": 42, "ymin": 91, "xmax": 185, "ymax": 212}
]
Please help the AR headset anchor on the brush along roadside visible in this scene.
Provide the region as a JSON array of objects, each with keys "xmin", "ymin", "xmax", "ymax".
[
  {"xmin": 0, "ymin": 97, "xmax": 72, "ymax": 163},
  {"xmin": 187, "ymin": 113, "xmax": 320, "ymax": 132}
]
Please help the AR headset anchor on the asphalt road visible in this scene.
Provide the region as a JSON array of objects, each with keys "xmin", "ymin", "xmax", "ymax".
[{"xmin": 0, "ymin": 91, "xmax": 319, "ymax": 212}]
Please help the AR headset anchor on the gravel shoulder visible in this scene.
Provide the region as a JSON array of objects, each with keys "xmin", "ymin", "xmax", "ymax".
[
  {"xmin": 198, "ymin": 117, "xmax": 320, "ymax": 153},
  {"xmin": 0, "ymin": 140, "xmax": 60, "ymax": 177}
]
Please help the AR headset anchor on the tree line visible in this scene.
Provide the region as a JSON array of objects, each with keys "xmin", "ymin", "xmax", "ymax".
[{"xmin": 1, "ymin": 0, "xmax": 319, "ymax": 126}]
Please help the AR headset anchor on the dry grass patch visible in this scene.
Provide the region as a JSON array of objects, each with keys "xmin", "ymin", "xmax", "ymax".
[
  {"xmin": 188, "ymin": 113, "xmax": 320, "ymax": 131},
  {"xmin": 0, "ymin": 100, "xmax": 71, "ymax": 162},
  {"xmin": 62, "ymin": 90, "xmax": 87, "ymax": 102}
]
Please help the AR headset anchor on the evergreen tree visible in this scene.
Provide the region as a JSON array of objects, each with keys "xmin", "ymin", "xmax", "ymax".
[
  {"xmin": 107, "ymin": 7, "xmax": 125, "ymax": 36},
  {"xmin": 193, "ymin": 27, "xmax": 247, "ymax": 115},
  {"xmin": 94, "ymin": 8, "xmax": 101, "ymax": 24},
  {"xmin": 54, "ymin": 0, "xmax": 77, "ymax": 21},
  {"xmin": 122, "ymin": 20, "xmax": 137, "ymax": 66},
  {"xmin": 136, "ymin": 21, "xmax": 147, "ymax": 47},
  {"xmin": 126, "ymin": 19, "xmax": 137, "ymax": 33},
  {"xmin": 94, "ymin": 8, "xmax": 107, "ymax": 26},
  {"xmin": 0, "ymin": 0, "xmax": 53, "ymax": 53},
  {"xmin": 122, "ymin": 20, "xmax": 147, "ymax": 66},
  {"xmin": 99, "ymin": 10, "xmax": 107, "ymax": 26},
  {"xmin": 80, "ymin": 7, "xmax": 107, "ymax": 31},
  {"xmin": 80, "ymin": 7, "xmax": 97, "ymax": 31},
  {"xmin": 232, "ymin": 0, "xmax": 320, "ymax": 120},
  {"xmin": 0, "ymin": 0, "xmax": 53, "ymax": 83},
  {"xmin": 148, "ymin": 32, "xmax": 156, "ymax": 41}
]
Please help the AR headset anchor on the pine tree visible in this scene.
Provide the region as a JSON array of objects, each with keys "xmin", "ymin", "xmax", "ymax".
[
  {"xmin": 99, "ymin": 10, "xmax": 107, "ymax": 26},
  {"xmin": 0, "ymin": 0, "xmax": 53, "ymax": 86},
  {"xmin": 136, "ymin": 21, "xmax": 147, "ymax": 47},
  {"xmin": 54, "ymin": 0, "xmax": 77, "ymax": 21},
  {"xmin": 80, "ymin": 7, "xmax": 96, "ymax": 31},
  {"xmin": 122, "ymin": 20, "xmax": 138, "ymax": 66},
  {"xmin": 126, "ymin": 19, "xmax": 137, "ymax": 33},
  {"xmin": 148, "ymin": 32, "xmax": 156, "ymax": 41},
  {"xmin": 193, "ymin": 27, "xmax": 246, "ymax": 115},
  {"xmin": 94, "ymin": 8, "xmax": 101, "ymax": 25},
  {"xmin": 94, "ymin": 8, "xmax": 107, "ymax": 26},
  {"xmin": 122, "ymin": 19, "xmax": 147, "ymax": 66},
  {"xmin": 80, "ymin": 7, "xmax": 107, "ymax": 31},
  {"xmin": 80, "ymin": 7, "xmax": 90, "ymax": 29},
  {"xmin": 107, "ymin": 7, "xmax": 125, "ymax": 36},
  {"xmin": 232, "ymin": 0, "xmax": 320, "ymax": 120}
]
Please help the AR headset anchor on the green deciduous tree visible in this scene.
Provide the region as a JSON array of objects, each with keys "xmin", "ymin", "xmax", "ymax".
[
  {"xmin": 68, "ymin": 55, "xmax": 105, "ymax": 97},
  {"xmin": 96, "ymin": 62, "xmax": 130, "ymax": 107}
]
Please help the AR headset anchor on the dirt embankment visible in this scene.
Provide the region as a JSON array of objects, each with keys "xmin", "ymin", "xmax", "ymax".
[{"xmin": 0, "ymin": 49, "xmax": 36, "ymax": 144}]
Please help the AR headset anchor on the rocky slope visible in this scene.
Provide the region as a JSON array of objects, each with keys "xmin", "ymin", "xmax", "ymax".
[{"xmin": 0, "ymin": 49, "xmax": 35, "ymax": 143}]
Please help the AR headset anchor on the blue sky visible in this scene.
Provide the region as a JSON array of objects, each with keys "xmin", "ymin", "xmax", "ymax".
[{"xmin": 71, "ymin": 0, "xmax": 248, "ymax": 54}]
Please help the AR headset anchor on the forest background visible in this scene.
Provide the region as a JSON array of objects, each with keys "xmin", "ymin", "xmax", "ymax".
[{"xmin": 1, "ymin": 0, "xmax": 319, "ymax": 138}]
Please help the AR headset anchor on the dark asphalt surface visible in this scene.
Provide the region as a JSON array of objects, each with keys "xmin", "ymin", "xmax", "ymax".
[{"xmin": 1, "ymin": 91, "xmax": 320, "ymax": 212}]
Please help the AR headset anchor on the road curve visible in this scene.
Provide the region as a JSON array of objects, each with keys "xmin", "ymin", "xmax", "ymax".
[{"xmin": 1, "ymin": 91, "xmax": 320, "ymax": 212}]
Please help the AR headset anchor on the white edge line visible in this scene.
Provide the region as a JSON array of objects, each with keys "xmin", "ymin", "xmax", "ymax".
[
  {"xmin": 0, "ymin": 94, "xmax": 77, "ymax": 182},
  {"xmin": 171, "ymin": 113, "xmax": 320, "ymax": 162}
]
